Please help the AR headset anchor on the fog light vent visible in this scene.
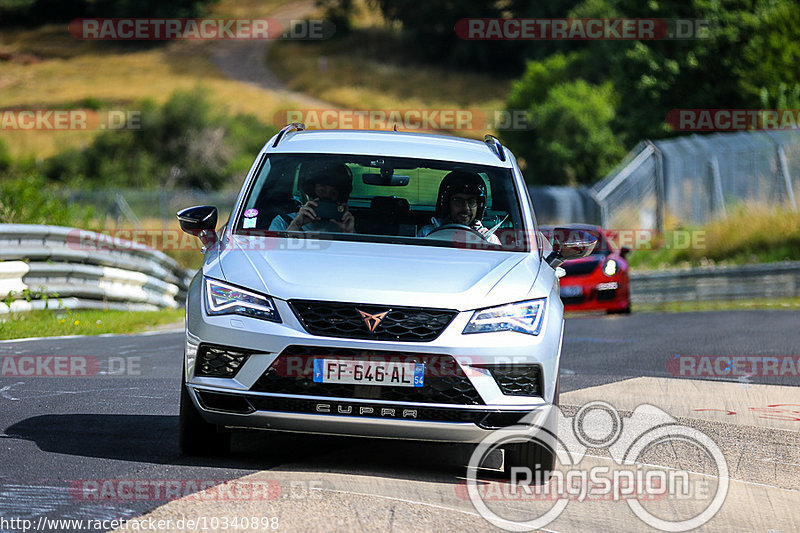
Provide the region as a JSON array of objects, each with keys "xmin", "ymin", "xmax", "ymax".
[
  {"xmin": 479, "ymin": 365, "xmax": 543, "ymax": 397},
  {"xmin": 196, "ymin": 344, "xmax": 252, "ymax": 378},
  {"xmin": 196, "ymin": 390, "xmax": 254, "ymax": 414}
]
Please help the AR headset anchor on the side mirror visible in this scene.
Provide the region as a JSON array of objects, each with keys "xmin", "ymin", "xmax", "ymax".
[
  {"xmin": 546, "ymin": 227, "xmax": 597, "ymax": 268},
  {"xmin": 620, "ymin": 246, "xmax": 631, "ymax": 259},
  {"xmin": 177, "ymin": 205, "xmax": 218, "ymax": 247}
]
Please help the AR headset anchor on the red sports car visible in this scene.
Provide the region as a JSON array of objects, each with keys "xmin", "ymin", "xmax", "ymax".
[{"xmin": 541, "ymin": 225, "xmax": 631, "ymax": 314}]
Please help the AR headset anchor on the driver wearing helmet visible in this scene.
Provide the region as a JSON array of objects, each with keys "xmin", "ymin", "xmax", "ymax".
[
  {"xmin": 269, "ymin": 163, "xmax": 356, "ymax": 233},
  {"xmin": 418, "ymin": 170, "xmax": 500, "ymax": 244}
]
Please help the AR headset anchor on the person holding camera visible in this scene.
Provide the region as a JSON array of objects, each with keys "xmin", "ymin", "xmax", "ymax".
[{"xmin": 269, "ymin": 163, "xmax": 356, "ymax": 233}]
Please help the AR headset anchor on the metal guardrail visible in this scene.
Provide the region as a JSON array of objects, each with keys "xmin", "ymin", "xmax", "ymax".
[
  {"xmin": 0, "ymin": 224, "xmax": 194, "ymax": 314},
  {"xmin": 630, "ymin": 261, "xmax": 800, "ymax": 303}
]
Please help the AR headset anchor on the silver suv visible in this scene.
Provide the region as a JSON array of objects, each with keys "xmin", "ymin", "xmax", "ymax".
[{"xmin": 177, "ymin": 124, "xmax": 595, "ymax": 474}]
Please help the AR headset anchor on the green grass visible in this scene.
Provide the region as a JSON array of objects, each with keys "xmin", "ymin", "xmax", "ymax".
[
  {"xmin": 626, "ymin": 206, "xmax": 800, "ymax": 270},
  {"xmin": 631, "ymin": 297, "xmax": 800, "ymax": 313},
  {"xmin": 0, "ymin": 0, "xmax": 291, "ymax": 160},
  {"xmin": 0, "ymin": 307, "xmax": 184, "ymax": 340},
  {"xmin": 268, "ymin": 29, "xmax": 511, "ymax": 138}
]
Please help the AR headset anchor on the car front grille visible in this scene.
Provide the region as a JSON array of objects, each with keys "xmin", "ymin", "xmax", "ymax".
[
  {"xmin": 562, "ymin": 259, "xmax": 600, "ymax": 276},
  {"xmin": 288, "ymin": 300, "xmax": 456, "ymax": 342},
  {"xmin": 250, "ymin": 345, "xmax": 484, "ymax": 405},
  {"xmin": 596, "ymin": 289, "xmax": 618, "ymax": 301},
  {"xmin": 561, "ymin": 295, "xmax": 585, "ymax": 305}
]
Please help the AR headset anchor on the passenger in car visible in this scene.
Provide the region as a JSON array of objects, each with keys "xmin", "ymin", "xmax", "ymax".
[
  {"xmin": 268, "ymin": 163, "xmax": 356, "ymax": 233},
  {"xmin": 418, "ymin": 170, "xmax": 501, "ymax": 244}
]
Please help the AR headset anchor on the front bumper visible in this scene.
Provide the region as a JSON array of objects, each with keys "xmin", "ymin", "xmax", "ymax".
[
  {"xmin": 183, "ymin": 274, "xmax": 563, "ymax": 443},
  {"xmin": 189, "ymin": 387, "xmax": 550, "ymax": 443},
  {"xmin": 560, "ymin": 274, "xmax": 629, "ymax": 312}
]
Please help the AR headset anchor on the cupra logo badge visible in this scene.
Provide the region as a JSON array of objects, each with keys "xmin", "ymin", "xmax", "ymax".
[{"xmin": 357, "ymin": 309, "xmax": 389, "ymax": 332}]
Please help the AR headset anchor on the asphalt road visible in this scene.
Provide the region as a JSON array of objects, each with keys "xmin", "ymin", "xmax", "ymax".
[{"xmin": 1, "ymin": 310, "xmax": 798, "ymax": 532}]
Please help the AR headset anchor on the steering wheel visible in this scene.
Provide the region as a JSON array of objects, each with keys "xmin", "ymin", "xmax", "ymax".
[{"xmin": 424, "ymin": 223, "xmax": 488, "ymax": 241}]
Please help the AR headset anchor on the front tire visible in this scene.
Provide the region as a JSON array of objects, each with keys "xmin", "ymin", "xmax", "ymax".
[
  {"xmin": 502, "ymin": 375, "xmax": 559, "ymax": 480},
  {"xmin": 179, "ymin": 370, "xmax": 231, "ymax": 456}
]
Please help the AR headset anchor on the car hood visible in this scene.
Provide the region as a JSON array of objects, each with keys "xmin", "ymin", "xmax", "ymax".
[{"xmin": 212, "ymin": 236, "xmax": 542, "ymax": 311}]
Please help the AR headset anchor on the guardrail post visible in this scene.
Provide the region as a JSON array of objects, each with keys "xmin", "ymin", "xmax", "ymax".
[
  {"xmin": 707, "ymin": 156, "xmax": 726, "ymax": 218},
  {"xmin": 777, "ymin": 144, "xmax": 798, "ymax": 211},
  {"xmin": 647, "ymin": 140, "xmax": 665, "ymax": 234}
]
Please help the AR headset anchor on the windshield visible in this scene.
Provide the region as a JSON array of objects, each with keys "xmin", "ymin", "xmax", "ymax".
[{"xmin": 233, "ymin": 154, "xmax": 532, "ymax": 252}]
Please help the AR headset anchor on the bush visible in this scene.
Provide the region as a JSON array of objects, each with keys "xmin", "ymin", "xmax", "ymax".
[
  {"xmin": 503, "ymin": 55, "xmax": 625, "ymax": 185},
  {"xmin": 0, "ymin": 173, "xmax": 96, "ymax": 227},
  {"xmin": 0, "ymin": 139, "xmax": 11, "ymax": 172},
  {"xmin": 44, "ymin": 88, "xmax": 277, "ymax": 191}
]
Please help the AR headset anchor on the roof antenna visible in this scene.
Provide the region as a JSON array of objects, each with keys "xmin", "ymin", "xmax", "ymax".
[{"xmin": 393, "ymin": 123, "xmax": 397, "ymax": 131}]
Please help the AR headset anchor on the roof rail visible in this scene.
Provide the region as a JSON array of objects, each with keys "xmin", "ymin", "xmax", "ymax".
[
  {"xmin": 272, "ymin": 122, "xmax": 306, "ymax": 148},
  {"xmin": 484, "ymin": 134, "xmax": 506, "ymax": 162}
]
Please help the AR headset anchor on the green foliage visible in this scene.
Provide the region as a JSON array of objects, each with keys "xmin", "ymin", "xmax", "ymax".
[
  {"xmin": 505, "ymin": 76, "xmax": 625, "ymax": 185},
  {"xmin": 0, "ymin": 139, "xmax": 11, "ymax": 173},
  {"xmin": 2, "ymin": 287, "xmax": 60, "ymax": 310},
  {"xmin": 44, "ymin": 88, "xmax": 277, "ymax": 191},
  {"xmin": 597, "ymin": 0, "xmax": 800, "ymax": 141},
  {"xmin": 503, "ymin": 0, "xmax": 800, "ymax": 183},
  {"xmin": 317, "ymin": 0, "xmax": 354, "ymax": 34},
  {"xmin": 738, "ymin": 1, "xmax": 800, "ymax": 105},
  {"xmin": 0, "ymin": 172, "xmax": 96, "ymax": 227},
  {"xmin": 367, "ymin": 0, "xmax": 586, "ymax": 71}
]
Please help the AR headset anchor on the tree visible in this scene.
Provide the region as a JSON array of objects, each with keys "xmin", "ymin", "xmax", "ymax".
[{"xmin": 504, "ymin": 74, "xmax": 625, "ymax": 185}]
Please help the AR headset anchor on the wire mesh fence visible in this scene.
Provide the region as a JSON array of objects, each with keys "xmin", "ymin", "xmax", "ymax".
[
  {"xmin": 59, "ymin": 129, "xmax": 800, "ymax": 232},
  {"xmin": 63, "ymin": 189, "xmax": 239, "ymax": 229},
  {"xmin": 592, "ymin": 130, "xmax": 800, "ymax": 230}
]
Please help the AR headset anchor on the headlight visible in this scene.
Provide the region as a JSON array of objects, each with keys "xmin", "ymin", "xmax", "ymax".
[
  {"xmin": 603, "ymin": 259, "xmax": 618, "ymax": 276},
  {"xmin": 204, "ymin": 278, "xmax": 281, "ymax": 323},
  {"xmin": 463, "ymin": 299, "xmax": 545, "ymax": 336}
]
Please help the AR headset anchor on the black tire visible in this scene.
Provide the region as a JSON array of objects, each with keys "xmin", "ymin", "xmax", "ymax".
[
  {"xmin": 501, "ymin": 375, "xmax": 559, "ymax": 481},
  {"xmin": 502, "ymin": 440, "xmax": 556, "ymax": 483},
  {"xmin": 607, "ymin": 303, "xmax": 631, "ymax": 315},
  {"xmin": 179, "ymin": 371, "xmax": 231, "ymax": 456}
]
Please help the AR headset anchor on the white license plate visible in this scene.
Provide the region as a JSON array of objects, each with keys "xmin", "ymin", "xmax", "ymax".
[
  {"xmin": 313, "ymin": 359, "xmax": 424, "ymax": 387},
  {"xmin": 561, "ymin": 285, "xmax": 583, "ymax": 297}
]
